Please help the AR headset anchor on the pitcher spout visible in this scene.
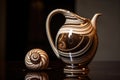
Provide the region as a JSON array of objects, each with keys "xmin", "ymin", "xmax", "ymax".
[{"xmin": 91, "ymin": 13, "xmax": 102, "ymax": 30}]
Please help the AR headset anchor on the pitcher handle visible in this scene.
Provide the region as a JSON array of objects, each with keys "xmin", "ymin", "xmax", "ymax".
[{"xmin": 46, "ymin": 9, "xmax": 70, "ymax": 58}]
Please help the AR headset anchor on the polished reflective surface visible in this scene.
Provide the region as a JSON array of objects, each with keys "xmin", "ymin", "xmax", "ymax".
[
  {"xmin": 5, "ymin": 61, "xmax": 120, "ymax": 80},
  {"xmin": 25, "ymin": 72, "xmax": 49, "ymax": 80}
]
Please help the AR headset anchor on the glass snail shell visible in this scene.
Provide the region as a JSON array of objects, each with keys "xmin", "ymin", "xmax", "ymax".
[{"xmin": 25, "ymin": 48, "xmax": 49, "ymax": 70}]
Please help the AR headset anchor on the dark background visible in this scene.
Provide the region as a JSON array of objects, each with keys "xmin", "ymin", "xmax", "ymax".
[
  {"xmin": 0, "ymin": 0, "xmax": 119, "ymax": 63},
  {"xmin": 6, "ymin": 0, "xmax": 75, "ymax": 61}
]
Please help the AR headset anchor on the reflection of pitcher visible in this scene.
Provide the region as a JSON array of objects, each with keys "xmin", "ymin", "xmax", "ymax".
[
  {"xmin": 64, "ymin": 74, "xmax": 90, "ymax": 80},
  {"xmin": 46, "ymin": 9, "xmax": 101, "ymax": 73}
]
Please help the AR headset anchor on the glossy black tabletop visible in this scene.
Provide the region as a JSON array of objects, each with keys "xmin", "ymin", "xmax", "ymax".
[{"xmin": 4, "ymin": 61, "xmax": 120, "ymax": 80}]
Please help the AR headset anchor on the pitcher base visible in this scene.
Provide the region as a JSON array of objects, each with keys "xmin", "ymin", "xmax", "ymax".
[{"xmin": 64, "ymin": 65, "xmax": 89, "ymax": 77}]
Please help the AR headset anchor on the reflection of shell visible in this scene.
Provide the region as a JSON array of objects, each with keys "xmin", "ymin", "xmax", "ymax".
[
  {"xmin": 58, "ymin": 41, "xmax": 66, "ymax": 49},
  {"xmin": 25, "ymin": 48, "xmax": 49, "ymax": 70},
  {"xmin": 25, "ymin": 72, "xmax": 48, "ymax": 80}
]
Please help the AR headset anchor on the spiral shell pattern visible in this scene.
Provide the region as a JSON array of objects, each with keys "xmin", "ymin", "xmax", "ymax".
[{"xmin": 25, "ymin": 48, "xmax": 49, "ymax": 70}]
